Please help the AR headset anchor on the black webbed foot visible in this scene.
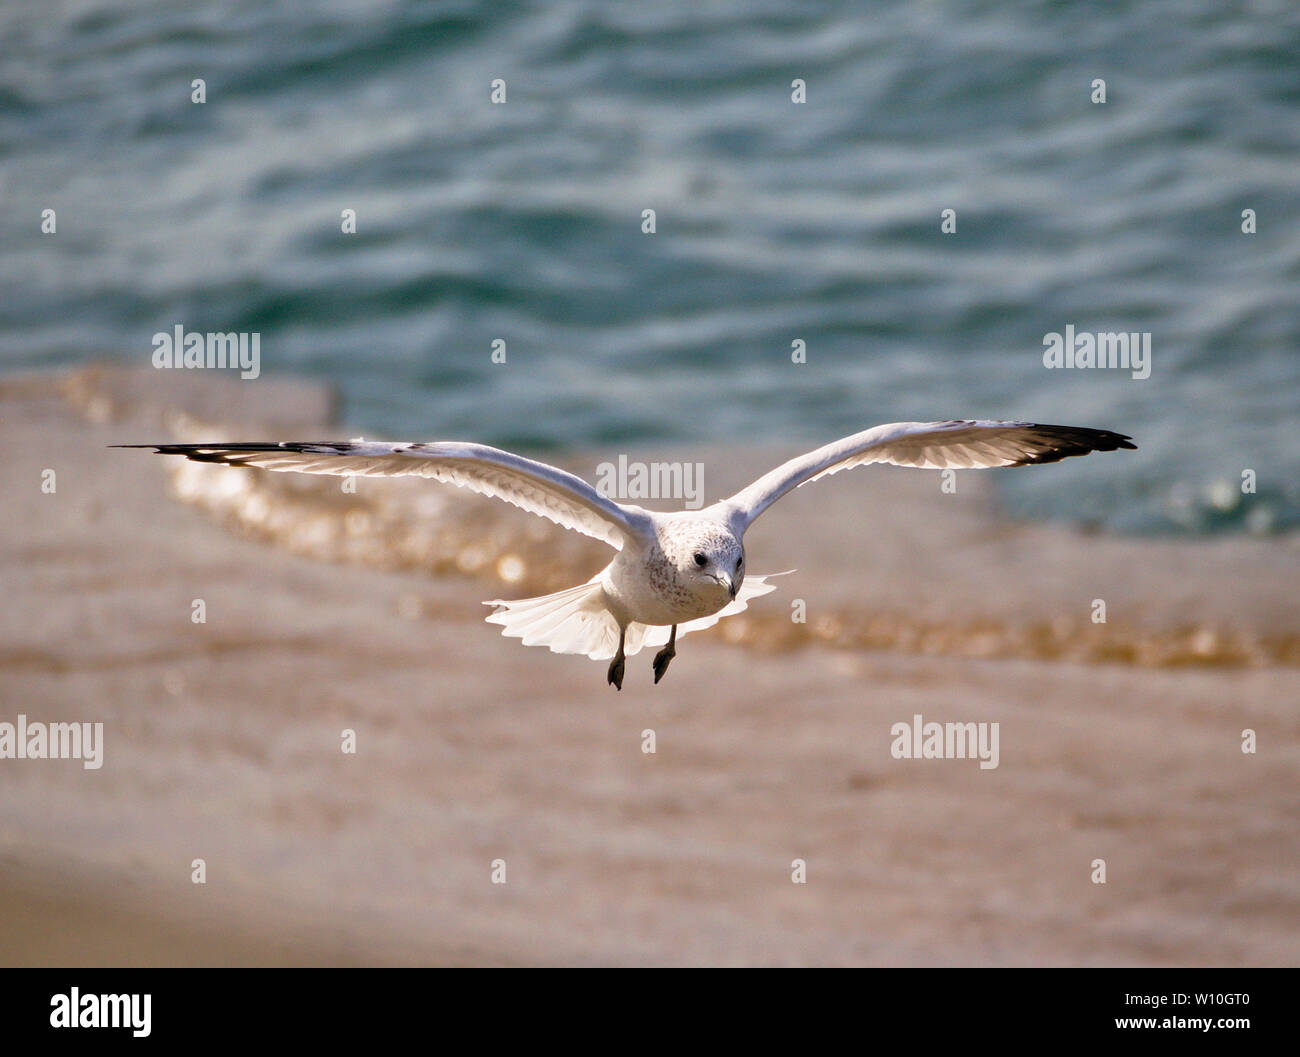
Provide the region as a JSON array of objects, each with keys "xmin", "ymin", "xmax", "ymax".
[{"xmin": 652, "ymin": 625, "xmax": 678, "ymax": 685}]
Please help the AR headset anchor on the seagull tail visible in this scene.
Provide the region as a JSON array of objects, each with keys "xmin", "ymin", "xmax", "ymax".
[
  {"xmin": 484, "ymin": 578, "xmax": 623, "ymax": 660},
  {"xmin": 482, "ymin": 572, "xmax": 790, "ymax": 662}
]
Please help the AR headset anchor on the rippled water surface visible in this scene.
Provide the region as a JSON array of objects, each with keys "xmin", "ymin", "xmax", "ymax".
[{"xmin": 2, "ymin": 0, "xmax": 1298, "ymax": 534}]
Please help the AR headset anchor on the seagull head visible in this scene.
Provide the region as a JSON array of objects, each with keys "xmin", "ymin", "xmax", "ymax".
[{"xmin": 663, "ymin": 519, "xmax": 745, "ymax": 605}]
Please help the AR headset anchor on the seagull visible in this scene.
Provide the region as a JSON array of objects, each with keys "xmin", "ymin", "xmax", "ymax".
[{"xmin": 119, "ymin": 420, "xmax": 1135, "ymax": 688}]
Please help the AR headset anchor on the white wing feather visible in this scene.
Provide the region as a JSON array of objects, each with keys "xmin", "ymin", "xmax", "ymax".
[
  {"xmin": 721, "ymin": 420, "xmax": 1135, "ymax": 529},
  {"xmin": 123, "ymin": 440, "xmax": 651, "ymax": 550}
]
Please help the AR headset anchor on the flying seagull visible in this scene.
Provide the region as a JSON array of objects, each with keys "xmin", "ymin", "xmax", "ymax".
[{"xmin": 119, "ymin": 420, "xmax": 1134, "ymax": 688}]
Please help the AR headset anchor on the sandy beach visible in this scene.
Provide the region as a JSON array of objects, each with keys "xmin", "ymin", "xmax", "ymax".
[{"xmin": 1, "ymin": 366, "xmax": 1296, "ymax": 966}]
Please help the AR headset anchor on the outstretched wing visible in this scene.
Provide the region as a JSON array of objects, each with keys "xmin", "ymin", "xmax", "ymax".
[
  {"xmin": 118, "ymin": 440, "xmax": 651, "ymax": 550},
  {"xmin": 721, "ymin": 420, "xmax": 1136, "ymax": 530}
]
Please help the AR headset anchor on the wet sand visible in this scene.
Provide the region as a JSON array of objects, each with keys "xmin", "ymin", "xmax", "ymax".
[{"xmin": 1, "ymin": 366, "xmax": 1296, "ymax": 966}]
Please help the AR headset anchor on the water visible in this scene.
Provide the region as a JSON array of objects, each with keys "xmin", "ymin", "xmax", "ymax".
[{"xmin": 2, "ymin": 0, "xmax": 1298, "ymax": 535}]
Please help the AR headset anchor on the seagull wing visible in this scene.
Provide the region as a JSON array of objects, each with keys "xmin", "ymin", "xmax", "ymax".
[
  {"xmin": 721, "ymin": 420, "xmax": 1136, "ymax": 530},
  {"xmin": 119, "ymin": 440, "xmax": 652, "ymax": 550}
]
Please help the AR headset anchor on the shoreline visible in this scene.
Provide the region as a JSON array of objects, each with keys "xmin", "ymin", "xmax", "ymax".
[{"xmin": 1, "ymin": 365, "xmax": 1296, "ymax": 966}]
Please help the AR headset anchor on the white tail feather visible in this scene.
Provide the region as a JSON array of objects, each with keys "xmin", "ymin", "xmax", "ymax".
[{"xmin": 483, "ymin": 573, "xmax": 787, "ymax": 661}]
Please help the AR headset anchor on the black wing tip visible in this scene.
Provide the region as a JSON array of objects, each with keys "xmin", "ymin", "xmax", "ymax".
[
  {"xmin": 1010, "ymin": 425, "xmax": 1137, "ymax": 466},
  {"xmin": 112, "ymin": 442, "xmax": 354, "ymax": 460},
  {"xmin": 110, "ymin": 443, "xmax": 201, "ymax": 455},
  {"xmin": 114, "ymin": 442, "xmax": 297, "ymax": 466}
]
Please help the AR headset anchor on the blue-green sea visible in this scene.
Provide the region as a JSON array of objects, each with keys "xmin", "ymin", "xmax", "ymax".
[{"xmin": 2, "ymin": 0, "xmax": 1298, "ymax": 534}]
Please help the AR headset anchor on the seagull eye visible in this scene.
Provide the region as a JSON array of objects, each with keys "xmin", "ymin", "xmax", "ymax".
[
  {"xmin": 693, "ymin": 553, "xmax": 707, "ymax": 567},
  {"xmin": 736, "ymin": 557, "xmax": 743, "ymax": 570}
]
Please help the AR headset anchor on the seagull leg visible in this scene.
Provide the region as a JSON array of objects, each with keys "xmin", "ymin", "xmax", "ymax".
[
  {"xmin": 607, "ymin": 626, "xmax": 626, "ymax": 691},
  {"xmin": 652, "ymin": 625, "xmax": 677, "ymax": 685}
]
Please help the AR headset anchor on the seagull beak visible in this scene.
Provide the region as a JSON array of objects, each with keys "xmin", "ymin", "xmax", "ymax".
[{"xmin": 719, "ymin": 573, "xmax": 737, "ymax": 599}]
